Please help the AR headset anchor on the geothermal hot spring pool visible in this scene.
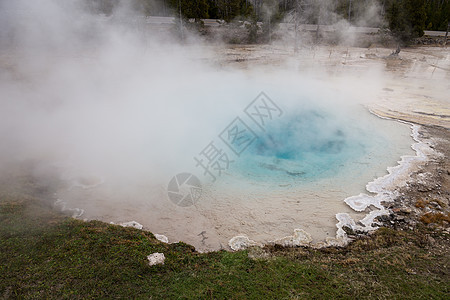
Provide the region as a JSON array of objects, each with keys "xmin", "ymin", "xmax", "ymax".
[
  {"xmin": 54, "ymin": 90, "xmax": 416, "ymax": 252},
  {"xmin": 1, "ymin": 2, "xmax": 446, "ymax": 254}
]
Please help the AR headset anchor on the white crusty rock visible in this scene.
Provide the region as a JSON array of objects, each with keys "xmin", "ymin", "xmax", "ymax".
[
  {"xmin": 228, "ymin": 235, "xmax": 259, "ymax": 251},
  {"xmin": 273, "ymin": 229, "xmax": 313, "ymax": 247},
  {"xmin": 120, "ymin": 221, "xmax": 143, "ymax": 230},
  {"xmin": 154, "ymin": 234, "xmax": 169, "ymax": 243},
  {"xmin": 147, "ymin": 253, "xmax": 165, "ymax": 266},
  {"xmin": 53, "ymin": 199, "xmax": 84, "ymax": 218},
  {"xmin": 344, "ymin": 193, "xmax": 384, "ymax": 212}
]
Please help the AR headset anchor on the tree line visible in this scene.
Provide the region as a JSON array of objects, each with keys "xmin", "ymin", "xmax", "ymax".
[{"xmin": 84, "ymin": 0, "xmax": 450, "ymax": 39}]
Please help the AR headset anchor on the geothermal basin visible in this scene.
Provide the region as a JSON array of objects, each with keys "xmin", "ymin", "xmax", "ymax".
[
  {"xmin": 52, "ymin": 80, "xmax": 417, "ymax": 252},
  {"xmin": 2, "ymin": 3, "xmax": 448, "ymax": 251}
]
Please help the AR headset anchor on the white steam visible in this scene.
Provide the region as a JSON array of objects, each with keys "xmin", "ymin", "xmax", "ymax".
[
  {"xmin": 2, "ymin": 0, "xmax": 434, "ymax": 251},
  {"xmin": 0, "ymin": 1, "xmax": 385, "ymax": 182}
]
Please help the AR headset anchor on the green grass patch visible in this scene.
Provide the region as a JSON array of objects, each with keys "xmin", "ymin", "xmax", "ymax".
[{"xmin": 0, "ymin": 173, "xmax": 449, "ymax": 299}]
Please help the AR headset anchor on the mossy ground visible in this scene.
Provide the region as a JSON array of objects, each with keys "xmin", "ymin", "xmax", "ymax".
[{"xmin": 0, "ymin": 171, "xmax": 449, "ymax": 299}]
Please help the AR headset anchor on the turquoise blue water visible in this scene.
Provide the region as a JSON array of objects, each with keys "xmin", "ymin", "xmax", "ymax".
[{"xmin": 227, "ymin": 106, "xmax": 400, "ymax": 188}]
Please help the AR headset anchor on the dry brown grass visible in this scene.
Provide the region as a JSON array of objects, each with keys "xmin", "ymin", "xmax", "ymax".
[{"xmin": 420, "ymin": 212, "xmax": 450, "ymax": 225}]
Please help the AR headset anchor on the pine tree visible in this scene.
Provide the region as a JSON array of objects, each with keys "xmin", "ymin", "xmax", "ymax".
[{"xmin": 386, "ymin": 0, "xmax": 426, "ymax": 43}]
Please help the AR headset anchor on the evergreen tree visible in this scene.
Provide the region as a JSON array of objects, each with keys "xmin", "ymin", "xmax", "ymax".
[
  {"xmin": 386, "ymin": 0, "xmax": 426, "ymax": 42},
  {"xmin": 424, "ymin": 0, "xmax": 450, "ymax": 31},
  {"xmin": 169, "ymin": 0, "xmax": 209, "ymax": 20}
]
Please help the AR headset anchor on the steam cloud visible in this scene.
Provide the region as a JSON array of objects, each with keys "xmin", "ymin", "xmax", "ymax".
[
  {"xmin": 4, "ymin": 0, "xmax": 438, "ymax": 252},
  {"xmin": 0, "ymin": 0, "xmax": 228, "ymax": 182},
  {"xmin": 0, "ymin": 1, "xmax": 390, "ymax": 210}
]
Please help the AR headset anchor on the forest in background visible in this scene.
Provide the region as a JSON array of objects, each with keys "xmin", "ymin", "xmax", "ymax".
[{"xmin": 84, "ymin": 0, "xmax": 449, "ymax": 34}]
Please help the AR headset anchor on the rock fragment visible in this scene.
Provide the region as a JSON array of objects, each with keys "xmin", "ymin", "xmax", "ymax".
[
  {"xmin": 147, "ymin": 253, "xmax": 165, "ymax": 266},
  {"xmin": 120, "ymin": 221, "xmax": 143, "ymax": 230},
  {"xmin": 154, "ymin": 234, "xmax": 169, "ymax": 243}
]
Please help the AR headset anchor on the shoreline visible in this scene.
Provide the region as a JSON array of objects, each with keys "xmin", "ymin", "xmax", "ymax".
[
  {"xmin": 49, "ymin": 108, "xmax": 446, "ymax": 252},
  {"xmin": 229, "ymin": 111, "xmax": 440, "ymax": 251},
  {"xmin": 333, "ymin": 113, "xmax": 438, "ymax": 247},
  {"xmin": 3, "ymin": 44, "xmax": 448, "ymax": 252}
]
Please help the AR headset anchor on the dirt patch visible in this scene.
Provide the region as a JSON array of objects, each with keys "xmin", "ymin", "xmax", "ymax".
[{"xmin": 381, "ymin": 125, "xmax": 450, "ymax": 232}]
